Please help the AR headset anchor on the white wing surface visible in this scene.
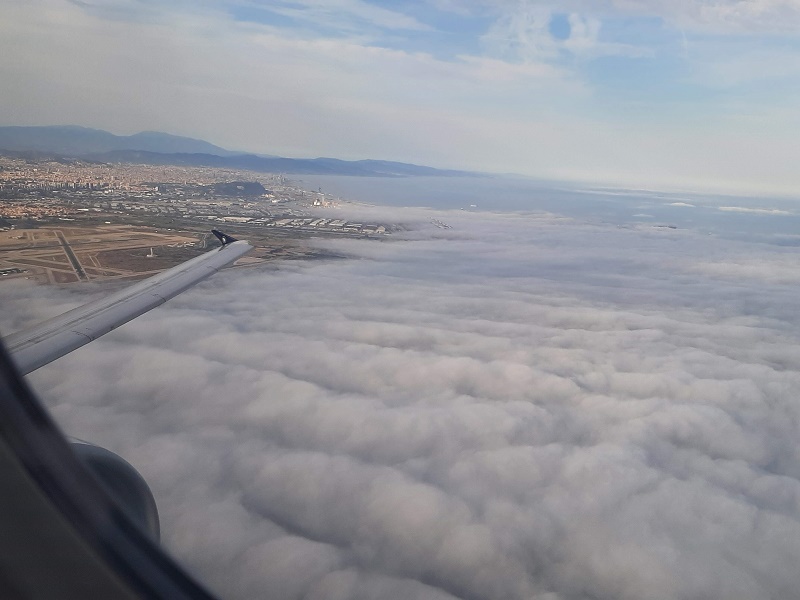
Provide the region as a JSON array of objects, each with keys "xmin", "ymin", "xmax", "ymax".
[{"xmin": 4, "ymin": 232, "xmax": 252, "ymax": 375}]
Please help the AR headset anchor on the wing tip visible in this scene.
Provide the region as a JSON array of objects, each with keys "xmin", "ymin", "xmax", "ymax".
[{"xmin": 211, "ymin": 230, "xmax": 238, "ymax": 246}]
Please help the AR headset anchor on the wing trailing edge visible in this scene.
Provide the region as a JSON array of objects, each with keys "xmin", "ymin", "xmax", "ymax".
[{"xmin": 4, "ymin": 233, "xmax": 252, "ymax": 375}]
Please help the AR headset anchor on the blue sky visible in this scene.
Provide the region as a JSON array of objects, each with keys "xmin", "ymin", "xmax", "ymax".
[{"xmin": 2, "ymin": 0, "xmax": 800, "ymax": 193}]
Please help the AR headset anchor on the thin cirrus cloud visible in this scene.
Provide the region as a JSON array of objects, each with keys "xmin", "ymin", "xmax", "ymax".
[
  {"xmin": 3, "ymin": 205, "xmax": 800, "ymax": 599},
  {"xmin": 615, "ymin": 0, "xmax": 800, "ymax": 33},
  {"xmin": 475, "ymin": 0, "xmax": 800, "ymax": 35},
  {"xmin": 248, "ymin": 0, "xmax": 433, "ymax": 33}
]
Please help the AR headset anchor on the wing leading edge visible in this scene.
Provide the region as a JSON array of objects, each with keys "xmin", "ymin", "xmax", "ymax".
[{"xmin": 4, "ymin": 232, "xmax": 252, "ymax": 375}]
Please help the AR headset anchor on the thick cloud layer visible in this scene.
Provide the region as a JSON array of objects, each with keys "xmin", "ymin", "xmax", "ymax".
[{"xmin": 3, "ymin": 208, "xmax": 800, "ymax": 599}]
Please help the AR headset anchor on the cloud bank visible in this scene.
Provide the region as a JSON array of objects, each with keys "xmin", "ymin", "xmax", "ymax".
[{"xmin": 3, "ymin": 206, "xmax": 800, "ymax": 599}]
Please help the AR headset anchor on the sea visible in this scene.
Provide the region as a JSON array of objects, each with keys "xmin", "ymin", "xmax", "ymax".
[{"xmin": 297, "ymin": 174, "xmax": 800, "ymax": 246}]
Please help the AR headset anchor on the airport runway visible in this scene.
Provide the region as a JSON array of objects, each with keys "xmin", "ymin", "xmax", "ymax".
[{"xmin": 55, "ymin": 230, "xmax": 87, "ymax": 281}]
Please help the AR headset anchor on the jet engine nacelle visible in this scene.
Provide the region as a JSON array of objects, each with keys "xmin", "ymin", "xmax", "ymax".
[{"xmin": 69, "ymin": 439, "xmax": 160, "ymax": 541}]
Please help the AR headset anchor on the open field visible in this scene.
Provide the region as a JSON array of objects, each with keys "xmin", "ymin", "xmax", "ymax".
[
  {"xmin": 0, "ymin": 223, "xmax": 338, "ymax": 286},
  {"xmin": 0, "ymin": 225, "xmax": 200, "ymax": 284}
]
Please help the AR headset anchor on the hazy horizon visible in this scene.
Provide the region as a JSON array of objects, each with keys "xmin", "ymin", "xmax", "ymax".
[{"xmin": 4, "ymin": 1, "xmax": 800, "ymax": 194}]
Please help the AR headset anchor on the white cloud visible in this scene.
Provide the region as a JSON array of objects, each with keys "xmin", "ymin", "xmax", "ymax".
[
  {"xmin": 481, "ymin": 2, "xmax": 648, "ymax": 62},
  {"xmin": 718, "ymin": 206, "xmax": 792, "ymax": 214},
  {"xmin": 4, "ymin": 205, "xmax": 800, "ymax": 599},
  {"xmin": 691, "ymin": 256, "xmax": 800, "ymax": 283},
  {"xmin": 482, "ymin": 3, "xmax": 560, "ymax": 61}
]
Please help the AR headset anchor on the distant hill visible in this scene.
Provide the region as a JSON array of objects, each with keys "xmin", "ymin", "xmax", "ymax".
[
  {"xmin": 0, "ymin": 125, "xmax": 233, "ymax": 156},
  {"xmin": 80, "ymin": 149, "xmax": 474, "ymax": 177},
  {"xmin": 0, "ymin": 125, "xmax": 479, "ymax": 177},
  {"xmin": 211, "ymin": 181, "xmax": 267, "ymax": 196}
]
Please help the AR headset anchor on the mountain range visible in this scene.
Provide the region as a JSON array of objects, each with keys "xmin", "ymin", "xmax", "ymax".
[{"xmin": 0, "ymin": 126, "xmax": 475, "ymax": 178}]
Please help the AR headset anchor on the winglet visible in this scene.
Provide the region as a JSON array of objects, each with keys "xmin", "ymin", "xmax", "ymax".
[{"xmin": 211, "ymin": 230, "xmax": 238, "ymax": 246}]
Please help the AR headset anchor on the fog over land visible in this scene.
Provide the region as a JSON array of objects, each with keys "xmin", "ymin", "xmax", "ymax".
[{"xmin": 2, "ymin": 205, "xmax": 800, "ymax": 599}]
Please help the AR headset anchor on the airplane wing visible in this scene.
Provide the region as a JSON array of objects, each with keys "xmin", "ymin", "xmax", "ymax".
[
  {"xmin": 0, "ymin": 229, "xmax": 251, "ymax": 599},
  {"xmin": 0, "ymin": 330, "xmax": 221, "ymax": 600},
  {"xmin": 4, "ymin": 230, "xmax": 252, "ymax": 375}
]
